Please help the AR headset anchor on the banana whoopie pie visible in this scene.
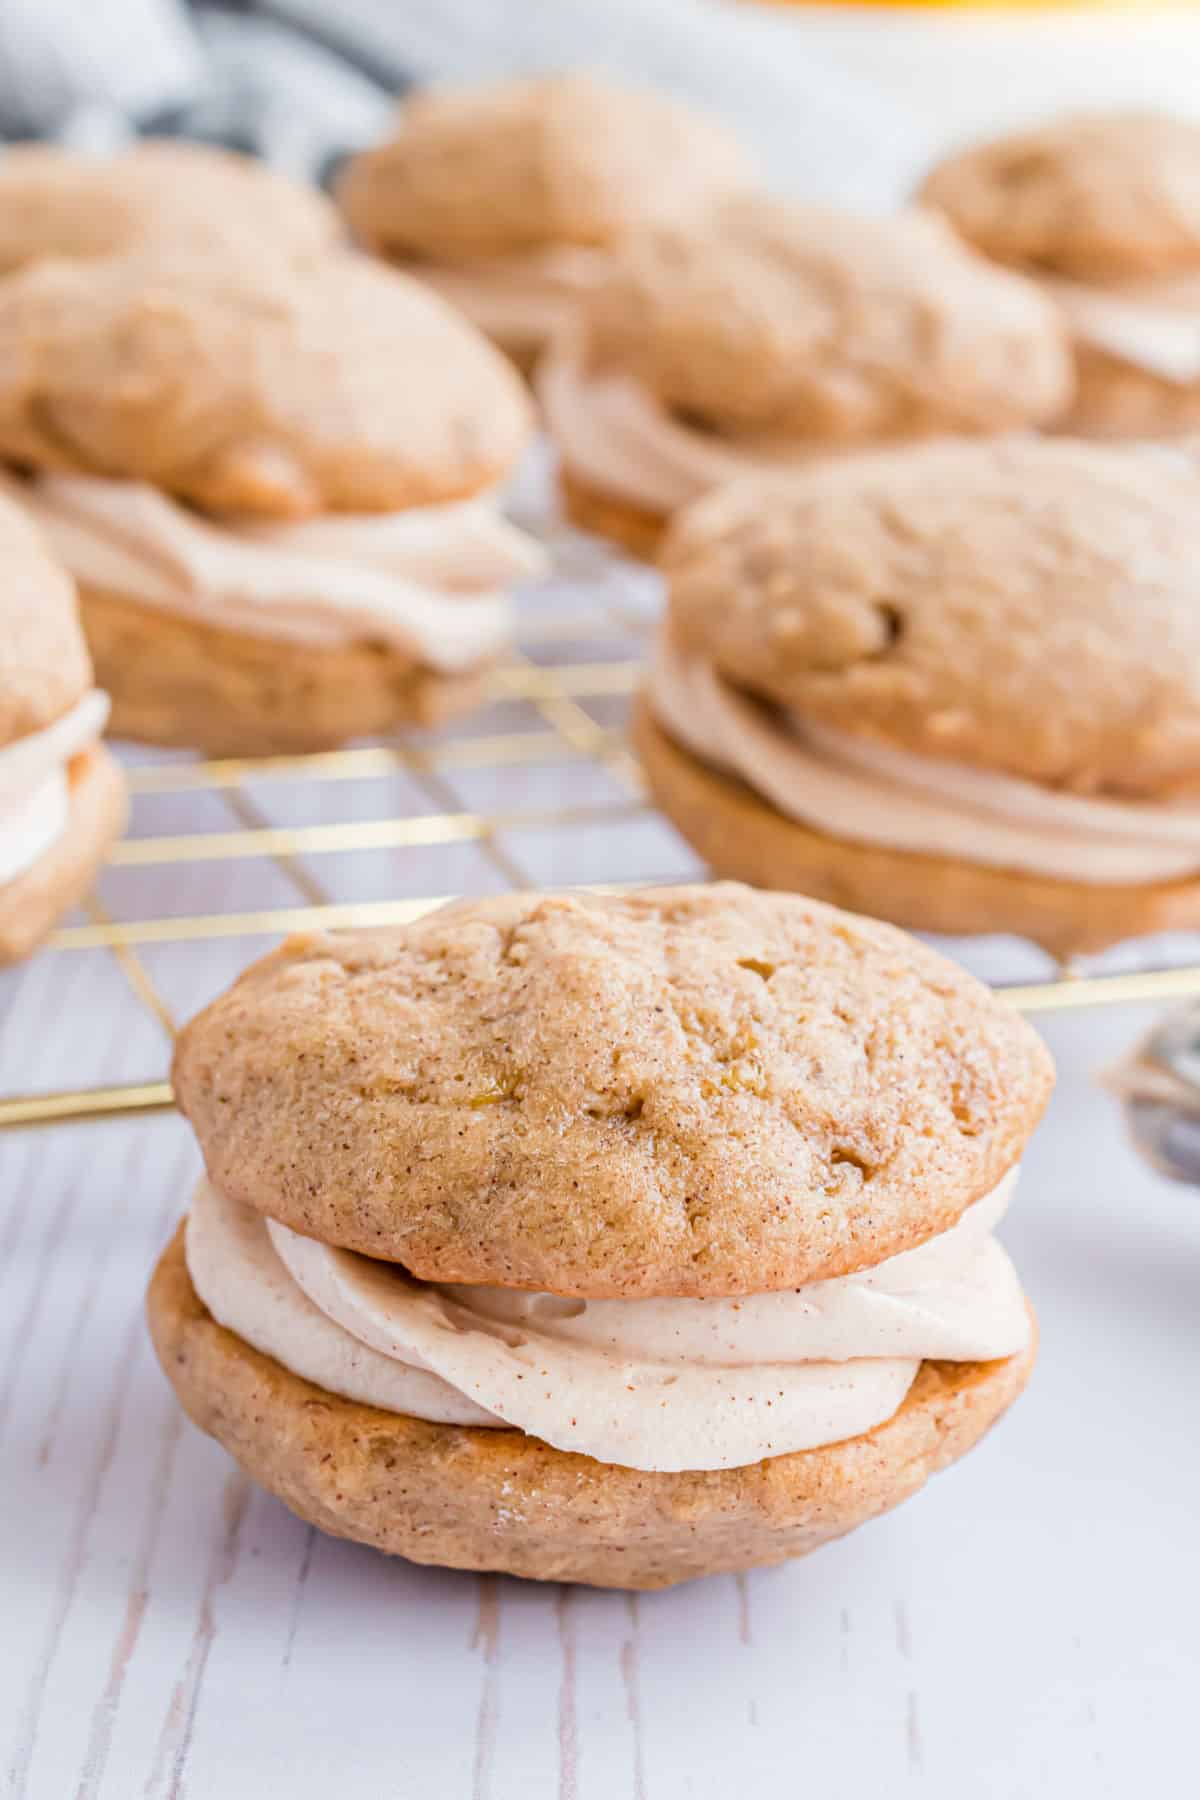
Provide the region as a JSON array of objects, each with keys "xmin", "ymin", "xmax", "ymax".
[
  {"xmin": 150, "ymin": 885, "xmax": 1050, "ymax": 1588},
  {"xmin": 0, "ymin": 248, "xmax": 544, "ymax": 753},
  {"xmin": 922, "ymin": 113, "xmax": 1200, "ymax": 441},
  {"xmin": 539, "ymin": 193, "xmax": 1074, "ymax": 557},
  {"xmin": 338, "ymin": 72, "xmax": 754, "ymax": 374},
  {"xmin": 637, "ymin": 438, "xmax": 1200, "ymax": 955}
]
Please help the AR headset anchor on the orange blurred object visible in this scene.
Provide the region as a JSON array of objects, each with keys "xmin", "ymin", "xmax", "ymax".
[{"xmin": 748, "ymin": 2, "xmax": 1155, "ymax": 9}]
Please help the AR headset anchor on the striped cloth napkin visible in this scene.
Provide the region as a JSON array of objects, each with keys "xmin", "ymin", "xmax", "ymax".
[{"xmin": 0, "ymin": 0, "xmax": 920, "ymax": 201}]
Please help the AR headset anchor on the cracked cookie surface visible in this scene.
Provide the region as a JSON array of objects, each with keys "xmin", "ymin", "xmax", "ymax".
[
  {"xmin": 661, "ymin": 439, "xmax": 1200, "ymax": 799},
  {"xmin": 172, "ymin": 885, "xmax": 1052, "ymax": 1298}
]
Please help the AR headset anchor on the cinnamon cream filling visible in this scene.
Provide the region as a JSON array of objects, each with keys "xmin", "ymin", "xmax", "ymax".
[
  {"xmin": 649, "ymin": 631, "xmax": 1200, "ymax": 887},
  {"xmin": 539, "ymin": 336, "xmax": 837, "ymax": 515},
  {"xmin": 1043, "ymin": 273, "xmax": 1200, "ymax": 384},
  {"xmin": 0, "ymin": 689, "xmax": 110, "ymax": 889},
  {"xmin": 186, "ymin": 1167, "xmax": 1029, "ymax": 1474},
  {"xmin": 1, "ymin": 473, "xmax": 547, "ymax": 673},
  {"xmin": 402, "ymin": 246, "xmax": 613, "ymax": 352}
]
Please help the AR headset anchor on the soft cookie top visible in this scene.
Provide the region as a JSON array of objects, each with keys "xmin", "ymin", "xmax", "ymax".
[
  {"xmin": 0, "ymin": 495, "xmax": 91, "ymax": 749},
  {"xmin": 581, "ymin": 196, "xmax": 1073, "ymax": 441},
  {"xmin": 337, "ymin": 72, "xmax": 754, "ymax": 263},
  {"xmin": 0, "ymin": 140, "xmax": 340, "ymax": 274},
  {"xmin": 0, "ymin": 250, "xmax": 534, "ymax": 516},
  {"xmin": 920, "ymin": 113, "xmax": 1200, "ymax": 282},
  {"xmin": 661, "ymin": 439, "xmax": 1200, "ymax": 799},
  {"xmin": 172, "ymin": 885, "xmax": 1053, "ymax": 1299}
]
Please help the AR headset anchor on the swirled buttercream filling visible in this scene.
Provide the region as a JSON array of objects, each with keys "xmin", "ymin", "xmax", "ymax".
[
  {"xmin": 0, "ymin": 689, "xmax": 109, "ymax": 888},
  {"xmin": 539, "ymin": 336, "xmax": 838, "ymax": 514},
  {"xmin": 1, "ymin": 472, "xmax": 546, "ymax": 672},
  {"xmin": 186, "ymin": 1166, "xmax": 1029, "ymax": 1473},
  {"xmin": 649, "ymin": 630, "xmax": 1200, "ymax": 886},
  {"xmin": 402, "ymin": 246, "xmax": 612, "ymax": 352},
  {"xmin": 1043, "ymin": 272, "xmax": 1200, "ymax": 383}
]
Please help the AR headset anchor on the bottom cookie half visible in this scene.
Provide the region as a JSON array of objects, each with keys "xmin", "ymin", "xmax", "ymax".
[
  {"xmin": 148, "ymin": 1226, "xmax": 1035, "ymax": 1590},
  {"xmin": 81, "ymin": 587, "xmax": 488, "ymax": 756},
  {"xmin": 559, "ymin": 469, "xmax": 668, "ymax": 564},
  {"xmin": 633, "ymin": 695, "xmax": 1200, "ymax": 959}
]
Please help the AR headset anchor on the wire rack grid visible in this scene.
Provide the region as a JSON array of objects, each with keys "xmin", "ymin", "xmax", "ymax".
[{"xmin": 4, "ymin": 511, "xmax": 1200, "ymax": 1133}]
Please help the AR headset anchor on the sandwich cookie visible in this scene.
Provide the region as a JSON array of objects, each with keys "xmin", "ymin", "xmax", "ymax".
[
  {"xmin": 540, "ymin": 194, "xmax": 1074, "ymax": 557},
  {"xmin": 0, "ymin": 250, "xmax": 544, "ymax": 753},
  {"xmin": 337, "ymin": 72, "xmax": 754, "ymax": 374},
  {"xmin": 0, "ymin": 138, "xmax": 340, "ymax": 272},
  {"xmin": 637, "ymin": 438, "xmax": 1200, "ymax": 955},
  {"xmin": 0, "ymin": 495, "xmax": 125, "ymax": 963},
  {"xmin": 921, "ymin": 113, "xmax": 1200, "ymax": 440},
  {"xmin": 151, "ymin": 885, "xmax": 1050, "ymax": 1588}
]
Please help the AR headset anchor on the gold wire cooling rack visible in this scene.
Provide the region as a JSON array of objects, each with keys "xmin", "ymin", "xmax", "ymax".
[{"xmin": 4, "ymin": 578, "xmax": 1200, "ymax": 1133}]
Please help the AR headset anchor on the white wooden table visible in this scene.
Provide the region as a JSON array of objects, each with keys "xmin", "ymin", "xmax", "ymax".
[{"xmin": 1, "ymin": 458, "xmax": 1197, "ymax": 1797}]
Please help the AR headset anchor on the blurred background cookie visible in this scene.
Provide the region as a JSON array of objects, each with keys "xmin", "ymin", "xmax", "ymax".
[
  {"xmin": 0, "ymin": 494, "xmax": 125, "ymax": 963},
  {"xmin": 921, "ymin": 113, "xmax": 1200, "ymax": 441},
  {"xmin": 336, "ymin": 72, "xmax": 755, "ymax": 374},
  {"xmin": 637, "ymin": 438, "xmax": 1200, "ymax": 955},
  {"xmin": 0, "ymin": 138, "xmax": 341, "ymax": 273},
  {"xmin": 540, "ymin": 196, "xmax": 1073, "ymax": 557},
  {"xmin": 0, "ymin": 248, "xmax": 545, "ymax": 754}
]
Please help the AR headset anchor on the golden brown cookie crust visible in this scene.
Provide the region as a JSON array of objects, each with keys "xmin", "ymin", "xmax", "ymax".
[
  {"xmin": 583, "ymin": 196, "xmax": 1072, "ymax": 441},
  {"xmin": 148, "ymin": 1226, "xmax": 1036, "ymax": 1590},
  {"xmin": 560, "ymin": 468, "xmax": 667, "ymax": 561},
  {"xmin": 0, "ymin": 252, "xmax": 533, "ymax": 517},
  {"xmin": 0, "ymin": 492, "xmax": 93, "ymax": 749},
  {"xmin": 172, "ymin": 884, "xmax": 1053, "ymax": 1298},
  {"xmin": 0, "ymin": 140, "xmax": 340, "ymax": 275},
  {"xmin": 81, "ymin": 586, "xmax": 487, "ymax": 756},
  {"xmin": 660, "ymin": 439, "xmax": 1200, "ymax": 799},
  {"xmin": 633, "ymin": 696, "xmax": 1200, "ymax": 959},
  {"xmin": 0, "ymin": 746, "xmax": 127, "ymax": 964},
  {"xmin": 338, "ymin": 73, "xmax": 753, "ymax": 264},
  {"xmin": 920, "ymin": 113, "xmax": 1200, "ymax": 282}
]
